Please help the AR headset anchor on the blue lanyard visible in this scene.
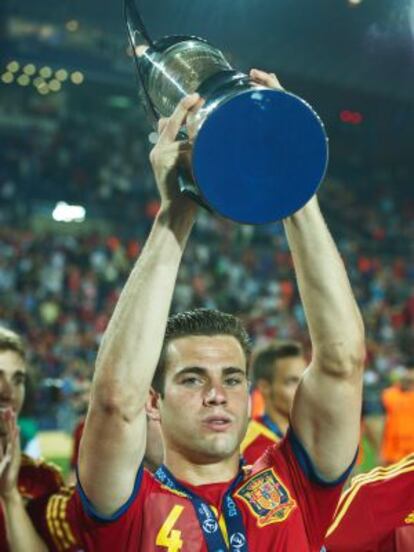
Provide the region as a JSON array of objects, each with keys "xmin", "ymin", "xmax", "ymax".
[
  {"xmin": 261, "ymin": 414, "xmax": 284, "ymax": 439},
  {"xmin": 154, "ymin": 464, "xmax": 248, "ymax": 552}
]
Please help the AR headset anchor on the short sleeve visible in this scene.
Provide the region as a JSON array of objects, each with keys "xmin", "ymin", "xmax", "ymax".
[
  {"xmin": 27, "ymin": 487, "xmax": 83, "ymax": 552},
  {"xmin": 264, "ymin": 430, "xmax": 355, "ymax": 549},
  {"xmin": 28, "ymin": 468, "xmax": 153, "ymax": 552}
]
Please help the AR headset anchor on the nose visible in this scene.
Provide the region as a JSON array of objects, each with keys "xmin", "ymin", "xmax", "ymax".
[
  {"xmin": 203, "ymin": 383, "xmax": 228, "ymax": 407},
  {"xmin": 0, "ymin": 376, "xmax": 13, "ymax": 404}
]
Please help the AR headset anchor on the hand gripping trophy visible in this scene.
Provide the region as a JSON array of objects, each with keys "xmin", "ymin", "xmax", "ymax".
[{"xmin": 124, "ymin": 0, "xmax": 328, "ymax": 224}]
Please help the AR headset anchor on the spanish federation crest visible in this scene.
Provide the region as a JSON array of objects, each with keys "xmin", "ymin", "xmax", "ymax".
[{"xmin": 235, "ymin": 468, "xmax": 296, "ymax": 527}]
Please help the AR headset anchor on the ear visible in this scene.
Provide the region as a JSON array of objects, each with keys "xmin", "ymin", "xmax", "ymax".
[
  {"xmin": 145, "ymin": 388, "xmax": 162, "ymax": 422},
  {"xmin": 256, "ymin": 378, "xmax": 271, "ymax": 398}
]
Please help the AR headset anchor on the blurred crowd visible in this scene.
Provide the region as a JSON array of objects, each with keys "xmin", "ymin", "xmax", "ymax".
[{"xmin": 0, "ymin": 95, "xmax": 413, "ymax": 433}]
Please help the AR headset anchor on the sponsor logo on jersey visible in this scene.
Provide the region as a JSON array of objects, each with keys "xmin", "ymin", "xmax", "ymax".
[{"xmin": 235, "ymin": 468, "xmax": 296, "ymax": 527}]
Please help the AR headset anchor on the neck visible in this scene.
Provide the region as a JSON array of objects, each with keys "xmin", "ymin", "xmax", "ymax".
[
  {"xmin": 264, "ymin": 405, "xmax": 289, "ymax": 436},
  {"xmin": 164, "ymin": 449, "xmax": 240, "ymax": 486}
]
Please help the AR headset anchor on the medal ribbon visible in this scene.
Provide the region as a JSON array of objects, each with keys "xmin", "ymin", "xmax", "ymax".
[{"xmin": 154, "ymin": 464, "xmax": 248, "ymax": 552}]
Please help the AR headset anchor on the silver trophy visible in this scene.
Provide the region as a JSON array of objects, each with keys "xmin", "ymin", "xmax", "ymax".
[{"xmin": 125, "ymin": 0, "xmax": 328, "ymax": 224}]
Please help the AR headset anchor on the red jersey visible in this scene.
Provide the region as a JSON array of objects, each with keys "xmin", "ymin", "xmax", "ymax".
[
  {"xmin": 30, "ymin": 431, "xmax": 351, "ymax": 552},
  {"xmin": 0, "ymin": 453, "xmax": 64, "ymax": 551},
  {"xmin": 241, "ymin": 416, "xmax": 281, "ymax": 465},
  {"xmin": 324, "ymin": 453, "xmax": 414, "ymax": 552}
]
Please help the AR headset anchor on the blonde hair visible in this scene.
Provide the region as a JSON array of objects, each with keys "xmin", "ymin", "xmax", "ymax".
[{"xmin": 0, "ymin": 327, "xmax": 26, "ymax": 362}]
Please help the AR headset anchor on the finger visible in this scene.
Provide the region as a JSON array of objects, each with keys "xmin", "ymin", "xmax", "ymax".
[
  {"xmin": 2, "ymin": 409, "xmax": 13, "ymax": 438},
  {"xmin": 0, "ymin": 442, "xmax": 11, "ymax": 474},
  {"xmin": 249, "ymin": 68, "xmax": 283, "ymax": 90},
  {"xmin": 158, "ymin": 94, "xmax": 200, "ymax": 145},
  {"xmin": 135, "ymin": 45, "xmax": 149, "ymax": 58},
  {"xmin": 151, "ymin": 140, "xmax": 192, "ymax": 163},
  {"xmin": 157, "ymin": 118, "xmax": 168, "ymax": 134}
]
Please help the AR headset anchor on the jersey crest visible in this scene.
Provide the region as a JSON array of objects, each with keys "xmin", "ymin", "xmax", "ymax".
[{"xmin": 235, "ymin": 468, "xmax": 296, "ymax": 527}]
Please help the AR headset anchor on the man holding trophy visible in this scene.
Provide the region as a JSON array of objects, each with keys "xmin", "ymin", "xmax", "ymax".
[
  {"xmin": 39, "ymin": 67, "xmax": 363, "ymax": 550},
  {"xmin": 29, "ymin": 3, "xmax": 366, "ymax": 550}
]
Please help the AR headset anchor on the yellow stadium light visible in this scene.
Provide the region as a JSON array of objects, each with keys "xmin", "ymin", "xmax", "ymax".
[
  {"xmin": 6, "ymin": 61, "xmax": 19, "ymax": 73},
  {"xmin": 33, "ymin": 77, "xmax": 44, "ymax": 87},
  {"xmin": 1, "ymin": 72, "xmax": 14, "ymax": 84},
  {"xmin": 40, "ymin": 66, "xmax": 52, "ymax": 78},
  {"xmin": 55, "ymin": 69, "xmax": 68, "ymax": 82},
  {"xmin": 70, "ymin": 71, "xmax": 84, "ymax": 85},
  {"xmin": 66, "ymin": 19, "xmax": 79, "ymax": 32},
  {"xmin": 49, "ymin": 79, "xmax": 62, "ymax": 92},
  {"xmin": 17, "ymin": 74, "xmax": 30, "ymax": 86},
  {"xmin": 23, "ymin": 64, "xmax": 36, "ymax": 76},
  {"xmin": 37, "ymin": 81, "xmax": 49, "ymax": 93},
  {"xmin": 348, "ymin": 0, "xmax": 362, "ymax": 4}
]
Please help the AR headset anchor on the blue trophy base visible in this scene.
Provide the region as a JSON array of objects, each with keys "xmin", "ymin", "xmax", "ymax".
[{"xmin": 192, "ymin": 88, "xmax": 329, "ymax": 225}]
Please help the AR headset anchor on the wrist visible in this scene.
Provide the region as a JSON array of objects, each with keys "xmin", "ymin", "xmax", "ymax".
[
  {"xmin": 283, "ymin": 195, "xmax": 320, "ymax": 225},
  {"xmin": 1, "ymin": 486, "xmax": 21, "ymax": 506},
  {"xmin": 157, "ymin": 203, "xmax": 196, "ymax": 235}
]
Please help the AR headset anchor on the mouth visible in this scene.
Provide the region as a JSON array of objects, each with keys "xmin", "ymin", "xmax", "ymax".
[{"xmin": 202, "ymin": 415, "xmax": 233, "ymax": 433}]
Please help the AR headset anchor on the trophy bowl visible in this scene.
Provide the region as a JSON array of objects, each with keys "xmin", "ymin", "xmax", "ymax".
[{"xmin": 126, "ymin": 1, "xmax": 329, "ymax": 224}]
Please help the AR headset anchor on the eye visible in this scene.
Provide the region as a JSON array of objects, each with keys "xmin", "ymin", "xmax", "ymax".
[
  {"xmin": 224, "ymin": 377, "xmax": 243, "ymax": 387},
  {"xmin": 13, "ymin": 374, "xmax": 26, "ymax": 385},
  {"xmin": 181, "ymin": 376, "xmax": 203, "ymax": 386}
]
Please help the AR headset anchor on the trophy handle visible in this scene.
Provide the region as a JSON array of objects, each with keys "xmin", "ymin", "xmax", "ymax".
[{"xmin": 124, "ymin": 0, "xmax": 159, "ymax": 124}]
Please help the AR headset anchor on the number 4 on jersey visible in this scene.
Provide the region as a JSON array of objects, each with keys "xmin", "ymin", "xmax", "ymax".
[{"xmin": 156, "ymin": 505, "xmax": 185, "ymax": 551}]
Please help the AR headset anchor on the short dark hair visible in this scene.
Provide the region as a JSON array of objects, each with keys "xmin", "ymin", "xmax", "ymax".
[
  {"xmin": 253, "ymin": 340, "xmax": 303, "ymax": 384},
  {"xmin": 152, "ymin": 308, "xmax": 251, "ymax": 395},
  {"xmin": 0, "ymin": 327, "xmax": 26, "ymax": 362}
]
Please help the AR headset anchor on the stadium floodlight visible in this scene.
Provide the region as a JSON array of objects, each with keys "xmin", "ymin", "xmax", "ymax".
[
  {"xmin": 40, "ymin": 66, "xmax": 53, "ymax": 78},
  {"xmin": 49, "ymin": 79, "xmax": 62, "ymax": 92},
  {"xmin": 1, "ymin": 72, "xmax": 14, "ymax": 84},
  {"xmin": 55, "ymin": 69, "xmax": 68, "ymax": 81},
  {"xmin": 348, "ymin": 0, "xmax": 362, "ymax": 5},
  {"xmin": 33, "ymin": 77, "xmax": 44, "ymax": 87},
  {"xmin": 7, "ymin": 61, "xmax": 19, "ymax": 73},
  {"xmin": 17, "ymin": 74, "xmax": 30, "ymax": 86},
  {"xmin": 52, "ymin": 202, "xmax": 86, "ymax": 223},
  {"xmin": 23, "ymin": 64, "xmax": 36, "ymax": 76},
  {"xmin": 70, "ymin": 71, "xmax": 84, "ymax": 85},
  {"xmin": 66, "ymin": 19, "xmax": 79, "ymax": 32}
]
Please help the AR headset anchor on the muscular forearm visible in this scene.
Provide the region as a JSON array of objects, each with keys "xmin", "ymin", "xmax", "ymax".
[
  {"xmin": 283, "ymin": 197, "xmax": 364, "ymax": 371},
  {"xmin": 94, "ymin": 207, "xmax": 194, "ymax": 416},
  {"xmin": 2, "ymin": 490, "xmax": 47, "ymax": 552}
]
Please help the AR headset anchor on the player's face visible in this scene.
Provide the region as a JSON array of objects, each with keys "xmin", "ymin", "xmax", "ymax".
[
  {"xmin": 266, "ymin": 356, "xmax": 306, "ymax": 416},
  {"xmin": 159, "ymin": 335, "xmax": 249, "ymax": 462},
  {"xmin": 0, "ymin": 350, "xmax": 26, "ymax": 419}
]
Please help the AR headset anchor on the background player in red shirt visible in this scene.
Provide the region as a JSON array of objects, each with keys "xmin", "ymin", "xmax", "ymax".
[
  {"xmin": 0, "ymin": 326, "xmax": 63, "ymax": 551},
  {"xmin": 324, "ymin": 454, "xmax": 414, "ymax": 552},
  {"xmin": 54, "ymin": 69, "xmax": 366, "ymax": 551},
  {"xmin": 241, "ymin": 341, "xmax": 306, "ymax": 464}
]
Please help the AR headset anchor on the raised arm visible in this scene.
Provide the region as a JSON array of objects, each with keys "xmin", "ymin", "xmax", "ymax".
[
  {"xmin": 79, "ymin": 94, "xmax": 200, "ymax": 516},
  {"xmin": 251, "ymin": 70, "xmax": 365, "ymax": 480},
  {"xmin": 0, "ymin": 410, "xmax": 47, "ymax": 552},
  {"xmin": 284, "ymin": 197, "xmax": 365, "ymax": 478}
]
